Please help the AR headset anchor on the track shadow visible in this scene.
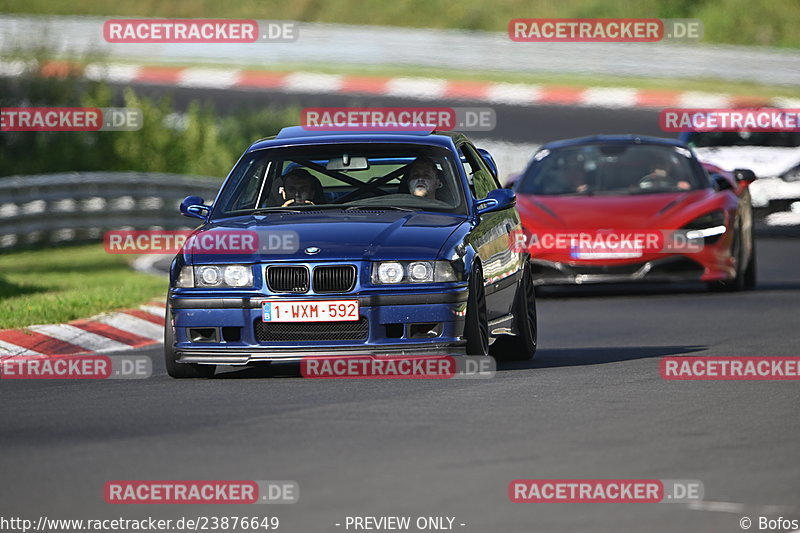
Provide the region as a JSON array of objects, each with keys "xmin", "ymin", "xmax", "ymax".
[
  {"xmin": 497, "ymin": 345, "xmax": 707, "ymax": 371},
  {"xmin": 213, "ymin": 362, "xmax": 300, "ymax": 379},
  {"xmin": 536, "ymin": 281, "xmax": 800, "ymax": 298},
  {"xmin": 0, "ymin": 277, "xmax": 47, "ymax": 299},
  {"xmin": 211, "ymin": 345, "xmax": 707, "ymax": 378},
  {"xmin": 535, "ymin": 283, "xmax": 708, "ymax": 299}
]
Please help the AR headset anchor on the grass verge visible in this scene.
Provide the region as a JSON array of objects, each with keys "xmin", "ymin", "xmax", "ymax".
[
  {"xmin": 0, "ymin": 244, "xmax": 167, "ymax": 330},
  {"xmin": 2, "ymin": 0, "xmax": 799, "ymax": 48}
]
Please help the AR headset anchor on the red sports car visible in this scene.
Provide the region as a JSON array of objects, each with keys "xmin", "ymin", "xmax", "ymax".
[{"xmin": 512, "ymin": 135, "xmax": 756, "ymax": 290}]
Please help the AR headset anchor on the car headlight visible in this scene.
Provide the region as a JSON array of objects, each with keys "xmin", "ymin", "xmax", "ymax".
[
  {"xmin": 682, "ymin": 211, "xmax": 727, "ymax": 241},
  {"xmin": 176, "ymin": 265, "xmax": 254, "ymax": 288},
  {"xmin": 372, "ymin": 261, "xmax": 460, "ymax": 284}
]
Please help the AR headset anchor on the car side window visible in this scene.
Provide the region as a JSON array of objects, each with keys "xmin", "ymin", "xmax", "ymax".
[{"xmin": 460, "ymin": 143, "xmax": 496, "ymax": 199}]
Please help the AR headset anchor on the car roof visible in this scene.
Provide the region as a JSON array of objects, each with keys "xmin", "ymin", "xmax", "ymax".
[
  {"xmin": 539, "ymin": 134, "xmax": 689, "ymax": 151},
  {"xmin": 246, "ymin": 127, "xmax": 466, "ymax": 153}
]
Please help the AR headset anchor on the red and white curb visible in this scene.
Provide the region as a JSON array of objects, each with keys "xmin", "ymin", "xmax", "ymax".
[
  {"xmin": 4, "ymin": 60, "xmax": 794, "ymax": 110},
  {"xmin": 0, "ymin": 300, "xmax": 165, "ymax": 359}
]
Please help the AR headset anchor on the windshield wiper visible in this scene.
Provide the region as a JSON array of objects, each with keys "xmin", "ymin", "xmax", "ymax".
[{"xmin": 344, "ymin": 205, "xmax": 414, "ymax": 212}]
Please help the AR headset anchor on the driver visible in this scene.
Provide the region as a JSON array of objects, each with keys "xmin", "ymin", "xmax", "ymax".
[
  {"xmin": 563, "ymin": 155, "xmax": 589, "ymax": 193},
  {"xmin": 640, "ymin": 154, "xmax": 691, "ymax": 191},
  {"xmin": 278, "ymin": 169, "xmax": 321, "ymax": 206},
  {"xmin": 406, "ymin": 157, "xmax": 443, "ymax": 200}
]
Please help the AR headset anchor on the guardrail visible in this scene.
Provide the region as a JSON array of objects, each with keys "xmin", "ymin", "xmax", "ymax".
[
  {"xmin": 0, "ymin": 172, "xmax": 222, "ymax": 249},
  {"xmin": 2, "ymin": 16, "xmax": 800, "ymax": 85}
]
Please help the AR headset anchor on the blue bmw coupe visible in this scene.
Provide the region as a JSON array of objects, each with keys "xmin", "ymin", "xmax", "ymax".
[{"xmin": 165, "ymin": 127, "xmax": 536, "ymax": 377}]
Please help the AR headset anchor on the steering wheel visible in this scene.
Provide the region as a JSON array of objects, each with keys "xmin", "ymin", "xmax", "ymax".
[{"xmin": 636, "ymin": 173, "xmax": 673, "ymax": 190}]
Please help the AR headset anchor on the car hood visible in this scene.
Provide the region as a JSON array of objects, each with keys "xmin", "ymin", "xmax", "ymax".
[
  {"xmin": 694, "ymin": 146, "xmax": 800, "ymax": 178},
  {"xmin": 186, "ymin": 211, "xmax": 467, "ymax": 263},
  {"xmin": 515, "ymin": 190, "xmax": 721, "ymax": 230}
]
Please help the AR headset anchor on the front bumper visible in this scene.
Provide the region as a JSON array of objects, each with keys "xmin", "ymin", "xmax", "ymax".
[
  {"xmin": 169, "ymin": 289, "xmax": 469, "ymax": 365},
  {"xmin": 529, "ymin": 254, "xmax": 718, "ymax": 286}
]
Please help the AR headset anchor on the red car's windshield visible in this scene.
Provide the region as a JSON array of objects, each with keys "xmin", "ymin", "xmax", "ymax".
[{"xmin": 518, "ymin": 144, "xmax": 708, "ymax": 196}]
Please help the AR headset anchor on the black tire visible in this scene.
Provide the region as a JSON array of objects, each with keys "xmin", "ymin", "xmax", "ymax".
[
  {"xmin": 464, "ymin": 264, "xmax": 489, "ymax": 356},
  {"xmin": 492, "ymin": 263, "xmax": 537, "ymax": 361},
  {"xmin": 164, "ymin": 299, "xmax": 215, "ymax": 379},
  {"xmin": 743, "ymin": 238, "xmax": 757, "ymax": 289},
  {"xmin": 707, "ymin": 223, "xmax": 746, "ymax": 292}
]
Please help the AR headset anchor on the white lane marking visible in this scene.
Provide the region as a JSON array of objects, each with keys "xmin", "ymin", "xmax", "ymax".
[
  {"xmin": 28, "ymin": 324, "xmax": 129, "ymax": 352},
  {"xmin": 139, "ymin": 305, "xmax": 166, "ymax": 318},
  {"xmin": 97, "ymin": 314, "xmax": 163, "ymax": 341},
  {"xmin": 581, "ymin": 87, "xmax": 639, "ymax": 108},
  {"xmin": 384, "ymin": 77, "xmax": 447, "ymax": 100},
  {"xmin": 84, "ymin": 63, "xmax": 140, "ymax": 83},
  {"xmin": 0, "ymin": 339, "xmax": 45, "ymax": 358},
  {"xmin": 688, "ymin": 501, "xmax": 746, "ymax": 513},
  {"xmin": 772, "ymin": 97, "xmax": 800, "ymax": 108},
  {"xmin": 178, "ymin": 68, "xmax": 240, "ymax": 89},
  {"xmin": 485, "ymin": 83, "xmax": 542, "ymax": 105},
  {"xmin": 766, "ymin": 211, "xmax": 800, "ymax": 227},
  {"xmin": 678, "ymin": 91, "xmax": 732, "ymax": 108},
  {"xmin": 283, "ymin": 72, "xmax": 343, "ymax": 93}
]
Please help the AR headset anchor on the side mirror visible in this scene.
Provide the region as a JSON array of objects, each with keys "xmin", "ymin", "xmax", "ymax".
[
  {"xmin": 477, "ymin": 148, "xmax": 498, "ymax": 179},
  {"xmin": 180, "ymin": 196, "xmax": 209, "ymax": 220},
  {"xmin": 476, "ymin": 188, "xmax": 516, "ymax": 215},
  {"xmin": 711, "ymin": 174, "xmax": 733, "ymax": 191},
  {"xmin": 733, "ymin": 168, "xmax": 757, "ymax": 183}
]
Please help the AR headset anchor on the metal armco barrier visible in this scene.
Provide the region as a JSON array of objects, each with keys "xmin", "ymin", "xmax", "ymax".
[{"xmin": 0, "ymin": 172, "xmax": 222, "ymax": 249}]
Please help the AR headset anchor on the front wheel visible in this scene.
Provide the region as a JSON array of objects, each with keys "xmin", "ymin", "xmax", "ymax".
[
  {"xmin": 492, "ymin": 263, "xmax": 537, "ymax": 361},
  {"xmin": 464, "ymin": 264, "xmax": 489, "ymax": 356},
  {"xmin": 707, "ymin": 223, "xmax": 748, "ymax": 292},
  {"xmin": 164, "ymin": 299, "xmax": 215, "ymax": 379}
]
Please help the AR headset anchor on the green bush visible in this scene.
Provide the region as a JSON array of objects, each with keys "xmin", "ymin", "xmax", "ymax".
[{"xmin": 0, "ymin": 68, "xmax": 299, "ymax": 177}]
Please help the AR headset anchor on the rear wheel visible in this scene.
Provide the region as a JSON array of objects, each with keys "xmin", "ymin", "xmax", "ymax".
[
  {"xmin": 492, "ymin": 263, "xmax": 537, "ymax": 361},
  {"xmin": 464, "ymin": 264, "xmax": 489, "ymax": 356},
  {"xmin": 164, "ymin": 299, "xmax": 215, "ymax": 379}
]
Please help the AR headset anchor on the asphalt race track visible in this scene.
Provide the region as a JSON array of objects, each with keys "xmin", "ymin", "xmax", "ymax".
[
  {"xmin": 1, "ymin": 92, "xmax": 799, "ymax": 532},
  {"xmin": 107, "ymin": 82, "xmax": 668, "ymax": 144},
  {"xmin": 1, "ymin": 237, "xmax": 798, "ymax": 532}
]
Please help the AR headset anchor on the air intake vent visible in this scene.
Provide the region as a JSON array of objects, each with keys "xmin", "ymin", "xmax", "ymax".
[
  {"xmin": 266, "ymin": 266, "xmax": 309, "ymax": 293},
  {"xmin": 254, "ymin": 318, "xmax": 369, "ymax": 342},
  {"xmin": 313, "ymin": 265, "xmax": 356, "ymax": 293}
]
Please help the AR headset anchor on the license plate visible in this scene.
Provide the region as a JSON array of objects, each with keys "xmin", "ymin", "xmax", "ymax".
[
  {"xmin": 262, "ymin": 299, "xmax": 360, "ymax": 322},
  {"xmin": 571, "ymin": 246, "xmax": 643, "ymax": 260},
  {"xmin": 571, "ymin": 250, "xmax": 644, "ymax": 259}
]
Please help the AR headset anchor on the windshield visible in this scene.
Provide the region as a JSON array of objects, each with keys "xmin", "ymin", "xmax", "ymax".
[
  {"xmin": 517, "ymin": 143, "xmax": 707, "ymax": 196},
  {"xmin": 686, "ymin": 131, "xmax": 800, "ymax": 148},
  {"xmin": 213, "ymin": 143, "xmax": 466, "ymax": 217}
]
